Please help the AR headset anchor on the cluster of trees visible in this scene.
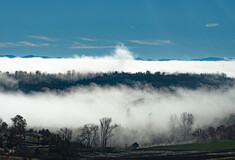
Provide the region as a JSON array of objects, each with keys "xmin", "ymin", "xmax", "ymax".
[
  {"xmin": 0, "ymin": 71, "xmax": 233, "ymax": 93},
  {"xmin": 0, "ymin": 115, "xmax": 27, "ymax": 149},
  {"xmin": 167, "ymin": 113, "xmax": 235, "ymax": 144},
  {"xmin": 193, "ymin": 124, "xmax": 235, "ymax": 142},
  {"xmin": 77, "ymin": 124, "xmax": 98, "ymax": 148},
  {"xmin": 76, "ymin": 118, "xmax": 118, "ymax": 149},
  {"xmin": 0, "ymin": 115, "xmax": 118, "ymax": 159},
  {"xmin": 168, "ymin": 112, "xmax": 195, "ymax": 143},
  {"xmin": 193, "ymin": 114, "xmax": 235, "ymax": 143}
]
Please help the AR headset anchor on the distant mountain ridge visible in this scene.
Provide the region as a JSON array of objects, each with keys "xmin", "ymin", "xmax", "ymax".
[
  {"xmin": 0, "ymin": 55, "xmax": 233, "ymax": 61},
  {"xmin": 191, "ymin": 57, "xmax": 233, "ymax": 61},
  {"xmin": 136, "ymin": 57, "xmax": 234, "ymax": 61},
  {"xmin": 0, "ymin": 55, "xmax": 62, "ymax": 59}
]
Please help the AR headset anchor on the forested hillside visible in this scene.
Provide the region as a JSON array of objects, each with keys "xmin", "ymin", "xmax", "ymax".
[{"xmin": 0, "ymin": 71, "xmax": 234, "ymax": 93}]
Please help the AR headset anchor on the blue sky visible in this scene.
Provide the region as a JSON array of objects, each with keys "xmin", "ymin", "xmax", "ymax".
[{"xmin": 0, "ymin": 0, "xmax": 235, "ymax": 59}]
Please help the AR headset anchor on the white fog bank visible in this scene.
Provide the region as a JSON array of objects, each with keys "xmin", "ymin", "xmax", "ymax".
[
  {"xmin": 0, "ymin": 86, "xmax": 234, "ymax": 130},
  {"xmin": 0, "ymin": 45, "xmax": 235, "ymax": 77}
]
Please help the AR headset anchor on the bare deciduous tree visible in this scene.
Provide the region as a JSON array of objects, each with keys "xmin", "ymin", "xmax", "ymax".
[
  {"xmin": 168, "ymin": 114, "xmax": 179, "ymax": 143},
  {"xmin": 180, "ymin": 112, "xmax": 195, "ymax": 141},
  {"xmin": 58, "ymin": 128, "xmax": 72, "ymax": 143},
  {"xmin": 100, "ymin": 117, "xmax": 118, "ymax": 148},
  {"xmin": 78, "ymin": 124, "xmax": 99, "ymax": 148}
]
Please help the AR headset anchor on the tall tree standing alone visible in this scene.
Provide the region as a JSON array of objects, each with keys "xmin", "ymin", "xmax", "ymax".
[
  {"xmin": 180, "ymin": 112, "xmax": 195, "ymax": 141},
  {"xmin": 100, "ymin": 117, "xmax": 118, "ymax": 149}
]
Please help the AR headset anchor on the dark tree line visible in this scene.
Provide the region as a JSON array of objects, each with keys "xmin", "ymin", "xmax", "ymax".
[
  {"xmin": 0, "ymin": 115, "xmax": 118, "ymax": 159},
  {"xmin": 0, "ymin": 71, "xmax": 234, "ymax": 93},
  {"xmin": 193, "ymin": 114, "xmax": 235, "ymax": 143},
  {"xmin": 0, "ymin": 113, "xmax": 234, "ymax": 159},
  {"xmin": 167, "ymin": 113, "xmax": 235, "ymax": 144}
]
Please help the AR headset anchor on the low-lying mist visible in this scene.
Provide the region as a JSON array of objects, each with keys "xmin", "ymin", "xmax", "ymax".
[{"xmin": 1, "ymin": 85, "xmax": 234, "ymax": 132}]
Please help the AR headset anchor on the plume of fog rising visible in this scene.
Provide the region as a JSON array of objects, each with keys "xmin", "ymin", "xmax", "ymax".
[
  {"xmin": 0, "ymin": 45, "xmax": 235, "ymax": 77},
  {"xmin": 0, "ymin": 86, "xmax": 234, "ymax": 131}
]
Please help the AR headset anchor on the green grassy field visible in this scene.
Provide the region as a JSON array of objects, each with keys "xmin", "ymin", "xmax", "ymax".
[{"xmin": 151, "ymin": 140, "xmax": 235, "ymax": 150}]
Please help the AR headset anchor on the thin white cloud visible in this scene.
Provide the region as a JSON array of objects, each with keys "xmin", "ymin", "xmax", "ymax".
[
  {"xmin": 41, "ymin": 43, "xmax": 50, "ymax": 46},
  {"xmin": 205, "ymin": 23, "xmax": 219, "ymax": 27},
  {"xmin": 0, "ymin": 41, "xmax": 52, "ymax": 48},
  {"xmin": 29, "ymin": 35, "xmax": 56, "ymax": 42},
  {"xmin": 0, "ymin": 42, "xmax": 21, "ymax": 48},
  {"xmin": 80, "ymin": 37, "xmax": 96, "ymax": 41},
  {"xmin": 70, "ymin": 45, "xmax": 116, "ymax": 49},
  {"xmin": 18, "ymin": 41, "xmax": 37, "ymax": 46},
  {"xmin": 19, "ymin": 41, "xmax": 51, "ymax": 47},
  {"xmin": 128, "ymin": 40, "xmax": 171, "ymax": 45}
]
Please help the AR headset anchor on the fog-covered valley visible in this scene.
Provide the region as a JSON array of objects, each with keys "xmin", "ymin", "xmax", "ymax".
[{"xmin": 0, "ymin": 46, "xmax": 234, "ymax": 147}]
